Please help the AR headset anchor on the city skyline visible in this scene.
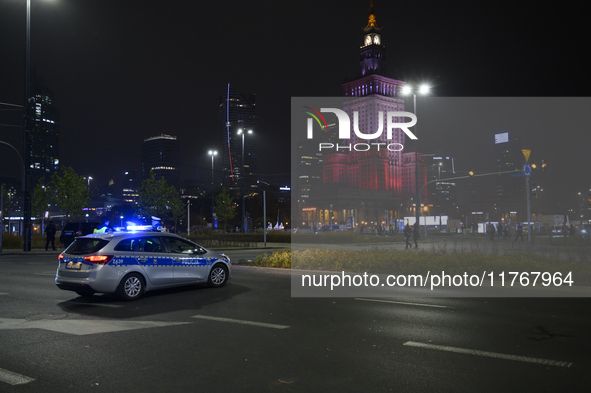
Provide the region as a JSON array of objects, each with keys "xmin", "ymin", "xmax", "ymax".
[{"xmin": 0, "ymin": 0, "xmax": 589, "ymax": 211}]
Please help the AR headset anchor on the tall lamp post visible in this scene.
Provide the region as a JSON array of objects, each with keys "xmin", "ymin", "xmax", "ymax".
[
  {"xmin": 22, "ymin": 0, "xmax": 33, "ymax": 251},
  {"xmin": 401, "ymin": 84, "xmax": 430, "ymax": 230},
  {"xmin": 208, "ymin": 150, "xmax": 217, "ymax": 227},
  {"xmin": 237, "ymin": 129, "xmax": 253, "ymax": 233}
]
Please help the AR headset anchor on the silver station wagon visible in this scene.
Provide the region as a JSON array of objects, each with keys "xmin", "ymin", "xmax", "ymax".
[{"xmin": 55, "ymin": 231, "xmax": 231, "ymax": 300}]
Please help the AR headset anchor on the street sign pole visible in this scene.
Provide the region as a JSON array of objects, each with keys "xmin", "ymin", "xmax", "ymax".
[
  {"xmin": 526, "ymin": 175, "xmax": 531, "ymax": 243},
  {"xmin": 522, "ymin": 162, "xmax": 533, "ymax": 244}
]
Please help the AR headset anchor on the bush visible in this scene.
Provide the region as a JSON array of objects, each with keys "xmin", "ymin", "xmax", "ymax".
[
  {"xmin": 1, "ymin": 234, "xmax": 52, "ymax": 249},
  {"xmin": 245, "ymin": 250, "xmax": 291, "ymax": 268}
]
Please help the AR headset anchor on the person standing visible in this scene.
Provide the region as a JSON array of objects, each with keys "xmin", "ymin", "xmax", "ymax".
[
  {"xmin": 497, "ymin": 222, "xmax": 503, "ymax": 240},
  {"xmin": 94, "ymin": 217, "xmax": 114, "ymax": 233},
  {"xmin": 514, "ymin": 224, "xmax": 524, "ymax": 241},
  {"xmin": 404, "ymin": 223, "xmax": 412, "ymax": 249},
  {"xmin": 412, "ymin": 222, "xmax": 419, "ymax": 249},
  {"xmin": 45, "ymin": 220, "xmax": 56, "ymax": 251}
]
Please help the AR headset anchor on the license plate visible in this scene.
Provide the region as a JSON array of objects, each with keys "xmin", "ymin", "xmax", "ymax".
[{"xmin": 66, "ymin": 262, "xmax": 82, "ymax": 270}]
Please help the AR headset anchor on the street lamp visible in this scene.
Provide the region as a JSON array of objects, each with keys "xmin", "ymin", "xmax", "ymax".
[
  {"xmin": 208, "ymin": 150, "xmax": 217, "ymax": 227},
  {"xmin": 401, "ymin": 84, "xmax": 430, "ymax": 229},
  {"xmin": 237, "ymin": 129, "xmax": 253, "ymax": 233}
]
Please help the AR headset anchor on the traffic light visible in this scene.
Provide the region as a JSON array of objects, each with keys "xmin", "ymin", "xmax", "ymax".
[
  {"xmin": 541, "ymin": 160, "xmax": 546, "ymax": 171},
  {"xmin": 468, "ymin": 170, "xmax": 474, "ymax": 177}
]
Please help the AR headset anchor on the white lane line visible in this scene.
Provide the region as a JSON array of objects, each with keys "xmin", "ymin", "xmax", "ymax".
[
  {"xmin": 403, "ymin": 341, "xmax": 573, "ymax": 368},
  {"xmin": 0, "ymin": 293, "xmax": 9, "ymax": 296},
  {"xmin": 0, "ymin": 367, "xmax": 35, "ymax": 385},
  {"xmin": 34, "ymin": 273, "xmax": 55, "ymax": 276},
  {"xmin": 355, "ymin": 298, "xmax": 450, "ymax": 309},
  {"xmin": 61, "ymin": 302, "xmax": 124, "ymax": 308},
  {"xmin": 191, "ymin": 315, "xmax": 290, "ymax": 330}
]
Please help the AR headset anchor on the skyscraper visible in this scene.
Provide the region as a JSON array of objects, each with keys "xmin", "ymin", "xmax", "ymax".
[
  {"xmin": 494, "ymin": 131, "xmax": 526, "ymax": 219},
  {"xmin": 27, "ymin": 75, "xmax": 59, "ymax": 188},
  {"xmin": 219, "ymin": 85, "xmax": 258, "ymax": 190},
  {"xmin": 141, "ymin": 134, "xmax": 180, "ymax": 188},
  {"xmin": 299, "ymin": 3, "xmax": 431, "ymax": 229}
]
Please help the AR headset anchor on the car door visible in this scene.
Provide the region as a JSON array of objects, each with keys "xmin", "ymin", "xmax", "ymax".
[
  {"xmin": 133, "ymin": 236, "xmax": 173, "ymax": 286},
  {"xmin": 162, "ymin": 236, "xmax": 208, "ymax": 283}
]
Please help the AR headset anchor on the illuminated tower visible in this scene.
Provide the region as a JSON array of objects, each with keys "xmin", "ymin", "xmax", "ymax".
[
  {"xmin": 327, "ymin": 2, "xmax": 408, "ymax": 196},
  {"xmin": 219, "ymin": 85, "xmax": 258, "ymax": 190},
  {"xmin": 27, "ymin": 75, "xmax": 60, "ymax": 187}
]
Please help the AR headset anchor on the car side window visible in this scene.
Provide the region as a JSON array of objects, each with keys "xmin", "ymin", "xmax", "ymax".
[
  {"xmin": 162, "ymin": 237, "xmax": 199, "ymax": 254},
  {"xmin": 139, "ymin": 237, "xmax": 164, "ymax": 253},
  {"xmin": 114, "ymin": 238, "xmax": 140, "ymax": 252}
]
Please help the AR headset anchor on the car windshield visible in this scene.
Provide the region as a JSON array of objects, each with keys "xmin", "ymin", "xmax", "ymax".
[{"xmin": 65, "ymin": 238, "xmax": 109, "ymax": 255}]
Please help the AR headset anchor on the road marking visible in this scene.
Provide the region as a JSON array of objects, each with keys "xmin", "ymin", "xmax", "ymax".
[
  {"xmin": 0, "ymin": 292, "xmax": 9, "ymax": 296},
  {"xmin": 0, "ymin": 317, "xmax": 190, "ymax": 335},
  {"xmin": 34, "ymin": 273, "xmax": 55, "ymax": 276},
  {"xmin": 191, "ymin": 315, "xmax": 290, "ymax": 330},
  {"xmin": 403, "ymin": 341, "xmax": 573, "ymax": 368},
  {"xmin": 0, "ymin": 367, "xmax": 35, "ymax": 385},
  {"xmin": 61, "ymin": 301, "xmax": 124, "ymax": 308},
  {"xmin": 355, "ymin": 298, "xmax": 450, "ymax": 309}
]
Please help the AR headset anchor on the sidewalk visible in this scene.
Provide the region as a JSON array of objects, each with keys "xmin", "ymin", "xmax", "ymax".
[{"xmin": 0, "ymin": 242, "xmax": 289, "ymax": 256}]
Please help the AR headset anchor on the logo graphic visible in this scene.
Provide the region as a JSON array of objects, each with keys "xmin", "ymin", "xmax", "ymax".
[
  {"xmin": 302, "ymin": 106, "xmax": 329, "ymax": 131},
  {"xmin": 304, "ymin": 106, "xmax": 417, "ymax": 152}
]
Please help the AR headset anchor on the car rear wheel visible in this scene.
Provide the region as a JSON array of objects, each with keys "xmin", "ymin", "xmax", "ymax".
[
  {"xmin": 118, "ymin": 273, "xmax": 145, "ymax": 301},
  {"xmin": 208, "ymin": 264, "xmax": 228, "ymax": 288}
]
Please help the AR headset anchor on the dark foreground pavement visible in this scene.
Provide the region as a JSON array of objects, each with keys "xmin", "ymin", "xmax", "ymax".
[{"xmin": 0, "ymin": 252, "xmax": 589, "ymax": 392}]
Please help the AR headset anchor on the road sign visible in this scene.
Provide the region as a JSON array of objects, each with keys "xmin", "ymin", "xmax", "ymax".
[
  {"xmin": 522, "ymin": 163, "xmax": 532, "ymax": 177},
  {"xmin": 522, "ymin": 149, "xmax": 531, "ymax": 162}
]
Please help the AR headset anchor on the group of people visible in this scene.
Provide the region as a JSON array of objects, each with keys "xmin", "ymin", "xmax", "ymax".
[
  {"xmin": 403, "ymin": 222, "xmax": 419, "ymax": 249},
  {"xmin": 486, "ymin": 222, "xmax": 524, "ymax": 241}
]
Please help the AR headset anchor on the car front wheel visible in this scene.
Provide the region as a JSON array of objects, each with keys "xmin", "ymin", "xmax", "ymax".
[
  {"xmin": 208, "ymin": 264, "xmax": 228, "ymax": 288},
  {"xmin": 118, "ymin": 273, "xmax": 145, "ymax": 301}
]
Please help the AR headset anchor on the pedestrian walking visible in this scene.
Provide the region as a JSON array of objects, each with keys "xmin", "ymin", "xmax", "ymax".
[
  {"xmin": 503, "ymin": 226, "xmax": 509, "ymax": 240},
  {"xmin": 403, "ymin": 223, "xmax": 412, "ymax": 249},
  {"xmin": 497, "ymin": 223, "xmax": 503, "ymax": 240},
  {"xmin": 514, "ymin": 224, "xmax": 524, "ymax": 241},
  {"xmin": 45, "ymin": 220, "xmax": 57, "ymax": 251},
  {"xmin": 412, "ymin": 222, "xmax": 419, "ymax": 248}
]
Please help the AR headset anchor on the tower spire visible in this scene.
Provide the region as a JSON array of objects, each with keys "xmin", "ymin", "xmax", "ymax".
[{"xmin": 365, "ymin": 0, "xmax": 377, "ymax": 28}]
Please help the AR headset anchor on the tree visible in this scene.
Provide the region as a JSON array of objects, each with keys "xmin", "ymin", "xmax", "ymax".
[
  {"xmin": 137, "ymin": 172, "xmax": 184, "ymax": 228},
  {"xmin": 37, "ymin": 167, "xmax": 89, "ymax": 219},
  {"xmin": 215, "ymin": 187, "xmax": 236, "ymax": 231},
  {"xmin": 1, "ymin": 184, "xmax": 11, "ymax": 228},
  {"xmin": 31, "ymin": 179, "xmax": 51, "ymax": 220}
]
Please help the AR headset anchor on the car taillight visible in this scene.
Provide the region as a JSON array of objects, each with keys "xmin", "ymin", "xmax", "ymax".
[
  {"xmin": 58, "ymin": 254, "xmax": 64, "ymax": 262},
  {"xmin": 83, "ymin": 255, "xmax": 114, "ymax": 265}
]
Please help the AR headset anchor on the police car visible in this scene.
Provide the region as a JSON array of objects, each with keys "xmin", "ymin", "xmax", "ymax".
[{"xmin": 55, "ymin": 230, "xmax": 231, "ymax": 300}]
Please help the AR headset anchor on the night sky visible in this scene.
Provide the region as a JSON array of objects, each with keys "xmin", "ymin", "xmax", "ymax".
[{"xmin": 0, "ymin": 1, "xmax": 588, "ymax": 209}]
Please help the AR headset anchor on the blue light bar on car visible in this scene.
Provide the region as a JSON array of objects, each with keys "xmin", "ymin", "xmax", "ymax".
[{"xmin": 126, "ymin": 224, "xmax": 153, "ymax": 232}]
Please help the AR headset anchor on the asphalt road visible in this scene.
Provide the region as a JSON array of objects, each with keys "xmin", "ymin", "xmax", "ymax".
[{"xmin": 0, "ymin": 251, "xmax": 589, "ymax": 392}]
